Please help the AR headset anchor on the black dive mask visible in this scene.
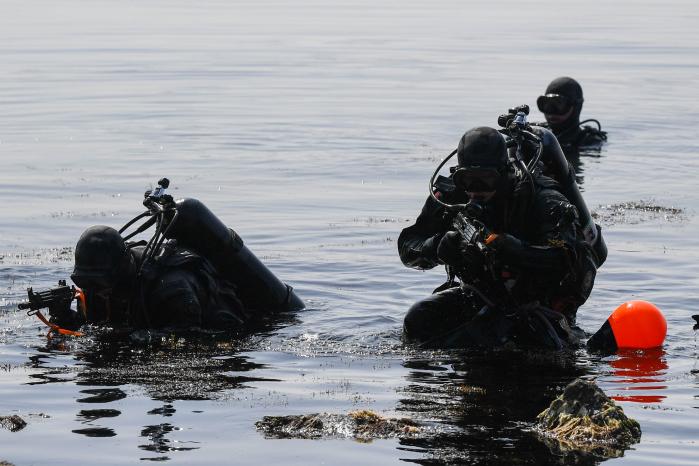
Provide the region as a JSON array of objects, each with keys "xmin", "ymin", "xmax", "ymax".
[
  {"xmin": 537, "ymin": 94, "xmax": 578, "ymax": 116},
  {"xmin": 453, "ymin": 166, "xmax": 503, "ymax": 193},
  {"xmin": 71, "ymin": 250, "xmax": 132, "ymax": 294},
  {"xmin": 71, "ymin": 273, "xmax": 115, "ymax": 295}
]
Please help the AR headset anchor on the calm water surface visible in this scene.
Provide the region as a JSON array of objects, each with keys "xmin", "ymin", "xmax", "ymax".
[{"xmin": 1, "ymin": 1, "xmax": 698, "ymax": 464}]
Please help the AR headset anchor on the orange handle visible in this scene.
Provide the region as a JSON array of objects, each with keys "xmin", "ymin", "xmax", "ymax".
[
  {"xmin": 74, "ymin": 287, "xmax": 88, "ymax": 319},
  {"xmin": 484, "ymin": 233, "xmax": 499, "ymax": 245},
  {"xmin": 34, "ymin": 310, "xmax": 84, "ymax": 337}
]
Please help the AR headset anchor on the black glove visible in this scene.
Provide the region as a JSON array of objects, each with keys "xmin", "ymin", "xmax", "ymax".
[
  {"xmin": 461, "ymin": 243, "xmax": 486, "ymax": 272},
  {"xmin": 438, "ymin": 231, "xmax": 490, "ymax": 280},
  {"xmin": 47, "ymin": 298, "xmax": 84, "ymax": 329},
  {"xmin": 421, "ymin": 233, "xmax": 442, "ymax": 263},
  {"xmin": 437, "ymin": 231, "xmax": 465, "ymax": 267},
  {"xmin": 47, "ymin": 299, "xmax": 72, "ymax": 320},
  {"xmin": 488, "ymin": 233, "xmax": 523, "ymax": 258}
]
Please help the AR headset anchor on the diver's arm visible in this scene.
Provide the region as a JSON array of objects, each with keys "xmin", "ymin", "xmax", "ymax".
[
  {"xmin": 492, "ymin": 190, "xmax": 577, "ymax": 275},
  {"xmin": 398, "ymin": 195, "xmax": 448, "ymax": 270},
  {"xmin": 490, "ymin": 234, "xmax": 571, "ymax": 273}
]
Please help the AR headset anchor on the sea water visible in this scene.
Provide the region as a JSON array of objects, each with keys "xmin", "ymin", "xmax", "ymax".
[{"xmin": 1, "ymin": 1, "xmax": 698, "ymax": 464}]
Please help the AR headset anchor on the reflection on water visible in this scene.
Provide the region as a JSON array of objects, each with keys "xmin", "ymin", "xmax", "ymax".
[
  {"xmin": 26, "ymin": 352, "xmax": 77, "ymax": 385},
  {"xmin": 77, "ymin": 408, "xmax": 122, "ymax": 422},
  {"xmin": 139, "ymin": 423, "xmax": 200, "ymax": 455},
  {"xmin": 147, "ymin": 404, "xmax": 176, "ymax": 417},
  {"xmin": 565, "ymin": 148, "xmax": 603, "ymax": 188},
  {"xmin": 607, "ymin": 349, "xmax": 668, "ymax": 404},
  {"xmin": 72, "ymin": 426, "xmax": 117, "ymax": 437},
  {"xmin": 23, "ymin": 330, "xmax": 281, "ymax": 460},
  {"xmin": 394, "ymin": 350, "xmax": 623, "ymax": 465},
  {"xmin": 29, "ymin": 331, "xmax": 279, "ymax": 400},
  {"xmin": 72, "ymin": 337, "xmax": 271, "ymax": 400},
  {"xmin": 560, "ymin": 143, "xmax": 607, "ymax": 188}
]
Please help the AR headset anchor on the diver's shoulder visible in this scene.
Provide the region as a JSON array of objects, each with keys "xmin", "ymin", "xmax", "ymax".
[
  {"xmin": 531, "ymin": 175, "xmax": 569, "ymax": 206},
  {"xmin": 532, "ymin": 173, "xmax": 561, "ymax": 192}
]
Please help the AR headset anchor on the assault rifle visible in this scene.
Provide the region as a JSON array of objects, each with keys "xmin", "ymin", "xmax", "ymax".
[
  {"xmin": 452, "ymin": 212, "xmax": 490, "ymax": 255},
  {"xmin": 453, "ymin": 199, "xmax": 498, "ymax": 251},
  {"xmin": 448, "ymin": 202, "xmax": 502, "ymax": 286},
  {"xmin": 18, "ymin": 280, "xmax": 85, "ymax": 337},
  {"xmin": 18, "ymin": 280, "xmax": 76, "ymax": 315}
]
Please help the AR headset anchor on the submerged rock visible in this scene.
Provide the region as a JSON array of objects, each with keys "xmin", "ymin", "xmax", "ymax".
[
  {"xmin": 0, "ymin": 415, "xmax": 27, "ymax": 432},
  {"xmin": 256, "ymin": 410, "xmax": 421, "ymax": 441},
  {"xmin": 536, "ymin": 378, "xmax": 641, "ymax": 458}
]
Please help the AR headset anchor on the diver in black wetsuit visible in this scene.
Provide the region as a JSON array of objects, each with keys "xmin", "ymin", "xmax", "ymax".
[
  {"xmin": 49, "ymin": 225, "xmax": 243, "ymax": 330},
  {"xmin": 48, "ymin": 184, "xmax": 304, "ymax": 332},
  {"xmin": 536, "ymin": 77, "xmax": 607, "ymax": 152},
  {"xmin": 398, "ymin": 127, "xmax": 600, "ymax": 349}
]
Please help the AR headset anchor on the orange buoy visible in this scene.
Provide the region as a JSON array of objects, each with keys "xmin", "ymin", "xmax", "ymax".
[
  {"xmin": 609, "ymin": 301, "xmax": 667, "ymax": 348},
  {"xmin": 587, "ymin": 300, "xmax": 667, "ymax": 353}
]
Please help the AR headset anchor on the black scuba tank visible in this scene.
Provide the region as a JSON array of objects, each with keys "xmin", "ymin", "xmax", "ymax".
[
  {"xmin": 532, "ymin": 127, "xmax": 607, "ymax": 266},
  {"xmin": 163, "ymin": 198, "xmax": 304, "ymax": 312}
]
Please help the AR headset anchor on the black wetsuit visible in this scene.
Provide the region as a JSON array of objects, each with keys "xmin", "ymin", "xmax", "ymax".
[
  {"xmin": 52, "ymin": 243, "xmax": 254, "ymax": 331},
  {"xmin": 398, "ymin": 175, "xmax": 596, "ymax": 348},
  {"xmin": 542, "ymin": 121, "xmax": 607, "ymax": 153}
]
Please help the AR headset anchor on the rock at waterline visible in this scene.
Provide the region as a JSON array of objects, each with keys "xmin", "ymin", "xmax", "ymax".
[
  {"xmin": 256, "ymin": 410, "xmax": 421, "ymax": 441},
  {"xmin": 0, "ymin": 415, "xmax": 27, "ymax": 432},
  {"xmin": 536, "ymin": 378, "xmax": 641, "ymax": 458}
]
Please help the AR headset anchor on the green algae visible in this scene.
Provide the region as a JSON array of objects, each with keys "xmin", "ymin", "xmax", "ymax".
[{"xmin": 536, "ymin": 378, "xmax": 641, "ymax": 458}]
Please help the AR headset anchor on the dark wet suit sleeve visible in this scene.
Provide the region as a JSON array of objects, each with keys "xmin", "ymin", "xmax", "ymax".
[
  {"xmin": 398, "ymin": 194, "xmax": 449, "ymax": 270},
  {"xmin": 496, "ymin": 188, "xmax": 576, "ymax": 275}
]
